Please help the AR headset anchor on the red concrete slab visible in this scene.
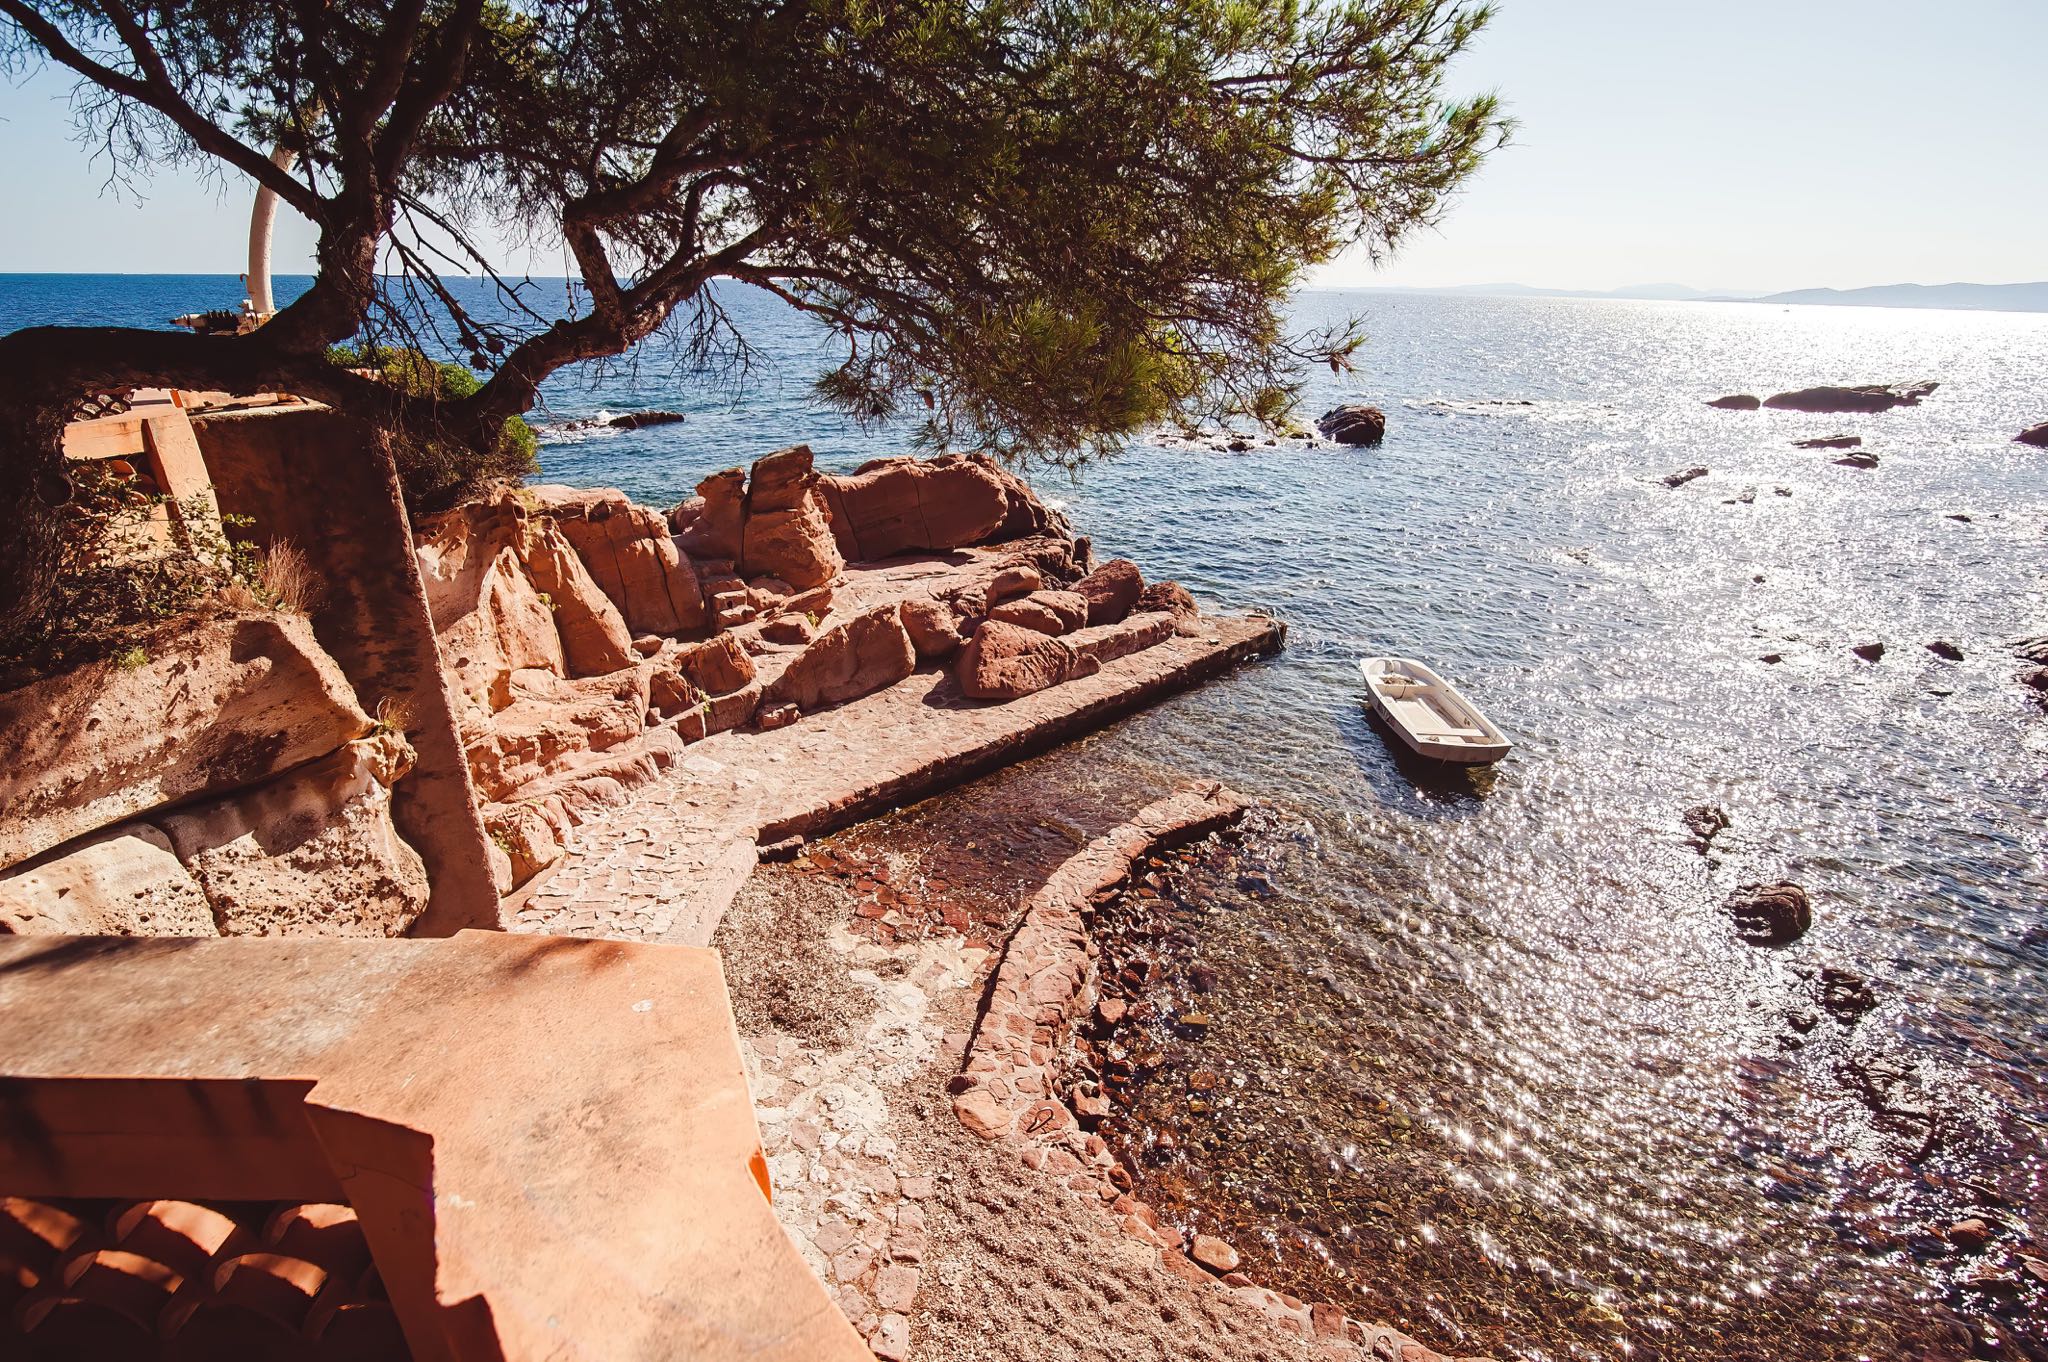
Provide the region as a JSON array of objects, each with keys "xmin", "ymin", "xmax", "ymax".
[{"xmin": 0, "ymin": 931, "xmax": 867, "ymax": 1362}]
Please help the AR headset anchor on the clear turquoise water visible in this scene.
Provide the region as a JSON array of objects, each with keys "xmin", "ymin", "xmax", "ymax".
[{"xmin": 6, "ymin": 276, "xmax": 2045, "ymax": 1358}]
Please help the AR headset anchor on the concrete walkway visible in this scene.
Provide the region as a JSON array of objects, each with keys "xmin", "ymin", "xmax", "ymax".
[{"xmin": 510, "ymin": 615, "xmax": 1281, "ymax": 946}]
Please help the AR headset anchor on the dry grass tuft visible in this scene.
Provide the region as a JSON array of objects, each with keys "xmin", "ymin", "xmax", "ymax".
[{"xmin": 260, "ymin": 541, "xmax": 323, "ymax": 615}]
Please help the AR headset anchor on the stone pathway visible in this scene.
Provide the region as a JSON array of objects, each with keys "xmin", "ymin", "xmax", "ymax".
[{"xmin": 509, "ymin": 616, "xmax": 1279, "ymax": 946}]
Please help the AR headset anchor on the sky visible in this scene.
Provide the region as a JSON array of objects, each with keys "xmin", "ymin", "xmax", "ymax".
[{"xmin": 0, "ymin": 0, "xmax": 2042, "ymax": 294}]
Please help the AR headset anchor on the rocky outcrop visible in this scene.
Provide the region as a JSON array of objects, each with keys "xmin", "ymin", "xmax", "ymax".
[
  {"xmin": 2017, "ymin": 422, "xmax": 2048, "ymax": 448},
  {"xmin": 157, "ymin": 732, "xmax": 428, "ymax": 937},
  {"xmin": 1762, "ymin": 381, "xmax": 1938, "ymax": 413},
  {"xmin": 973, "ymin": 454, "xmax": 1064, "ymax": 541},
  {"xmin": 956, "ymin": 621, "xmax": 1097, "ymax": 700},
  {"xmin": 818, "ymin": 454, "xmax": 1010, "ymax": 560},
  {"xmin": 418, "ymin": 497, "xmax": 571, "ymax": 725},
  {"xmin": 901, "ymin": 596, "xmax": 973, "ymax": 659},
  {"xmin": 672, "ymin": 467, "xmax": 746, "ymax": 560},
  {"xmin": 1073, "ymin": 558, "xmax": 1144, "ymax": 626},
  {"xmin": 515, "ymin": 515, "xmax": 636, "ymax": 677},
  {"xmin": 1316, "ymin": 404, "xmax": 1387, "ymax": 445},
  {"xmin": 530, "ymin": 485, "xmax": 709, "ymax": 637},
  {"xmin": 742, "ymin": 446, "xmax": 845, "ymax": 589},
  {"xmin": 0, "ymin": 612, "xmax": 373, "ymax": 868},
  {"xmin": 464, "ymin": 665, "xmax": 652, "ymax": 804},
  {"xmin": 1707, "ymin": 394, "xmax": 1761, "ymax": 410},
  {"xmin": 763, "ymin": 605, "xmax": 917, "ymax": 714},
  {"xmin": 1663, "ymin": 466, "xmax": 1708, "ymax": 488},
  {"xmin": 606, "ymin": 409, "xmax": 686, "ymax": 430},
  {"xmin": 988, "ymin": 589, "xmax": 1088, "ymax": 636},
  {"xmin": 0, "ymin": 824, "xmax": 214, "ymax": 936}
]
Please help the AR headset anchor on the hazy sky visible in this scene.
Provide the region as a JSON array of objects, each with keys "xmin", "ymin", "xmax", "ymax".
[{"xmin": 1, "ymin": 0, "xmax": 2042, "ymax": 292}]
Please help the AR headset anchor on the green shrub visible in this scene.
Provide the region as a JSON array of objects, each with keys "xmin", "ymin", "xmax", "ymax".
[{"xmin": 328, "ymin": 344, "xmax": 539, "ymax": 514}]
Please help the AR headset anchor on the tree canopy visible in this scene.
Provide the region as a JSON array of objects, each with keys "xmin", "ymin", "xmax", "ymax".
[{"xmin": 0, "ymin": 0, "xmax": 1505, "ymax": 631}]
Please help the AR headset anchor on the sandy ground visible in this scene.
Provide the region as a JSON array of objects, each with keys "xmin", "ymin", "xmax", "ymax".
[{"xmin": 714, "ymin": 849, "xmax": 1370, "ymax": 1362}]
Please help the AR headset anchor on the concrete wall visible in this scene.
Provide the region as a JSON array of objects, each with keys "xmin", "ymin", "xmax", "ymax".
[{"xmin": 195, "ymin": 406, "xmax": 502, "ymax": 934}]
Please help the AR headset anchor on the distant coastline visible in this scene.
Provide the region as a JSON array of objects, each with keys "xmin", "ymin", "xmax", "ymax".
[{"xmin": 1339, "ymin": 279, "xmax": 2048, "ymax": 314}]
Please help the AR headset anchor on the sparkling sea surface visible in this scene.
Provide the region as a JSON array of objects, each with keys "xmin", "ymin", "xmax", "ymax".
[{"xmin": 5, "ymin": 274, "xmax": 2045, "ymax": 1358}]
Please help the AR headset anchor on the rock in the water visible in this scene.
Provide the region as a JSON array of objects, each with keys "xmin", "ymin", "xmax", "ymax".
[
  {"xmin": 1683, "ymin": 804, "xmax": 1730, "ymax": 848},
  {"xmin": 1135, "ymin": 580, "xmax": 1202, "ymax": 637},
  {"xmin": 1708, "ymin": 394, "xmax": 1761, "ymax": 410},
  {"xmin": 606, "ymin": 409, "xmax": 686, "ymax": 430},
  {"xmin": 742, "ymin": 445, "xmax": 845, "ymax": 590},
  {"xmin": 1795, "ymin": 434, "xmax": 1861, "ymax": 449},
  {"xmin": 762, "ymin": 603, "xmax": 915, "ymax": 713},
  {"xmin": 817, "ymin": 453, "xmax": 1010, "ymax": 560},
  {"xmin": 1316, "ymin": 404, "xmax": 1387, "ymax": 445},
  {"xmin": 955, "ymin": 620, "xmax": 1094, "ymax": 700},
  {"xmin": 1725, "ymin": 881, "xmax": 1812, "ymax": 946},
  {"xmin": 1074, "ymin": 558, "xmax": 1145, "ymax": 626},
  {"xmin": 0, "ymin": 612, "xmax": 373, "ymax": 868},
  {"xmin": 0, "ymin": 823, "xmax": 215, "ymax": 936},
  {"xmin": 2015, "ymin": 422, "xmax": 2048, "ymax": 448},
  {"xmin": 2020, "ymin": 665, "xmax": 2048, "ymax": 701},
  {"xmin": 1762, "ymin": 381, "xmax": 1938, "ymax": 413},
  {"xmin": 1834, "ymin": 451, "xmax": 1880, "ymax": 469},
  {"xmin": 1818, "ymin": 966, "xmax": 1877, "ymax": 1022},
  {"xmin": 1851, "ymin": 640, "xmax": 1885, "ymax": 661},
  {"xmin": 2010, "ymin": 635, "xmax": 2048, "ymax": 665},
  {"xmin": 1190, "ymin": 1235, "xmax": 1241, "ymax": 1273},
  {"xmin": 1663, "ymin": 466, "xmax": 1709, "ymax": 488},
  {"xmin": 1925, "ymin": 639, "xmax": 1964, "ymax": 661}
]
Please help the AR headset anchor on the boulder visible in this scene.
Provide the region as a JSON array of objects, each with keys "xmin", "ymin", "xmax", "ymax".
[
  {"xmin": 1663, "ymin": 466, "xmax": 1708, "ymax": 488},
  {"xmin": 1725, "ymin": 881, "xmax": 1811, "ymax": 947},
  {"xmin": 1682, "ymin": 805, "xmax": 1730, "ymax": 849},
  {"xmin": 1762, "ymin": 381, "xmax": 1938, "ymax": 413},
  {"xmin": 515, "ymin": 517, "xmax": 635, "ymax": 677},
  {"xmin": 989, "ymin": 589, "xmax": 1088, "ymax": 636},
  {"xmin": 2018, "ymin": 422, "xmax": 2048, "ymax": 448},
  {"xmin": 1316, "ymin": 404, "xmax": 1387, "ymax": 445},
  {"xmin": 1074, "ymin": 558, "xmax": 1145, "ymax": 626},
  {"xmin": 988, "ymin": 566, "xmax": 1042, "ymax": 602},
  {"xmin": 1851, "ymin": 640, "xmax": 1885, "ymax": 661},
  {"xmin": 529, "ymin": 485, "xmax": 709, "ymax": 637},
  {"xmin": 901, "ymin": 596, "xmax": 971, "ymax": 659},
  {"xmin": 1135, "ymin": 581, "xmax": 1202, "ymax": 637},
  {"xmin": 969, "ymin": 453, "xmax": 1064, "ymax": 541},
  {"xmin": 1925, "ymin": 639, "xmax": 1964, "ymax": 661},
  {"xmin": 606, "ymin": 409, "xmax": 686, "ymax": 430},
  {"xmin": 955, "ymin": 620, "xmax": 1096, "ymax": 700},
  {"xmin": 1708, "ymin": 394, "xmax": 1761, "ymax": 410},
  {"xmin": 741, "ymin": 446, "xmax": 844, "ymax": 589},
  {"xmin": 418, "ymin": 498, "xmax": 569, "ymax": 722},
  {"xmin": 158, "ymin": 733, "xmax": 429, "ymax": 937},
  {"xmin": 762, "ymin": 604, "xmax": 916, "ymax": 713},
  {"xmin": 0, "ymin": 612, "xmax": 373, "ymax": 869},
  {"xmin": 0, "ymin": 824, "xmax": 214, "ymax": 937},
  {"xmin": 672, "ymin": 467, "xmax": 746, "ymax": 560},
  {"xmin": 817, "ymin": 453, "xmax": 1010, "ymax": 560}
]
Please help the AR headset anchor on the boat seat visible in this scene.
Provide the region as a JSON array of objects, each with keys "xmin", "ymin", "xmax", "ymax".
[{"xmin": 1383, "ymin": 695, "xmax": 1488, "ymax": 741}]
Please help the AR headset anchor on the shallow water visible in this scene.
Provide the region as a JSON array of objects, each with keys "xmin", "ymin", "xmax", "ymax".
[{"xmin": 7, "ymin": 277, "xmax": 2046, "ymax": 1357}]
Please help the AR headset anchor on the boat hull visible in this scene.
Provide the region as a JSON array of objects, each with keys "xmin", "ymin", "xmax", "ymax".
[{"xmin": 1359, "ymin": 658, "xmax": 1512, "ymax": 766}]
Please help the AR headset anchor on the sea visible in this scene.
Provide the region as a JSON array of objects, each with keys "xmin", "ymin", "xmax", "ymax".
[{"xmin": 4, "ymin": 274, "xmax": 2045, "ymax": 1359}]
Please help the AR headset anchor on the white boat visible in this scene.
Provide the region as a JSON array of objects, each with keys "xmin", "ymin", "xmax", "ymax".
[{"xmin": 1359, "ymin": 658, "xmax": 1512, "ymax": 765}]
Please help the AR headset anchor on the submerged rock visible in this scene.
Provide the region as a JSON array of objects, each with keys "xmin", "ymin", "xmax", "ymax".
[
  {"xmin": 1708, "ymin": 394, "xmax": 1762, "ymax": 410},
  {"xmin": 1762, "ymin": 381, "xmax": 1938, "ymax": 413},
  {"xmin": 1851, "ymin": 640, "xmax": 1886, "ymax": 661},
  {"xmin": 1834, "ymin": 451, "xmax": 1880, "ymax": 469},
  {"xmin": 1925, "ymin": 639, "xmax": 1964, "ymax": 661},
  {"xmin": 1725, "ymin": 881, "xmax": 1812, "ymax": 946},
  {"xmin": 1795, "ymin": 434, "xmax": 1862, "ymax": 449},
  {"xmin": 1818, "ymin": 966, "xmax": 1878, "ymax": 1022},
  {"xmin": 1316, "ymin": 404, "xmax": 1388, "ymax": 445},
  {"xmin": 1683, "ymin": 805, "xmax": 1731, "ymax": 849}
]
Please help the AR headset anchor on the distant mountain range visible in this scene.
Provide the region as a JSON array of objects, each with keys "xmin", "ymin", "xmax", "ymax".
[{"xmin": 1351, "ymin": 280, "xmax": 2048, "ymax": 313}]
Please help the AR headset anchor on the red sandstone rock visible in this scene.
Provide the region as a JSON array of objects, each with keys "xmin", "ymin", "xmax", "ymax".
[
  {"xmin": 817, "ymin": 453, "xmax": 1010, "ymax": 560},
  {"xmin": 989, "ymin": 565, "xmax": 1042, "ymax": 602},
  {"xmin": 742, "ymin": 446, "xmax": 845, "ymax": 589},
  {"xmin": 763, "ymin": 604, "xmax": 917, "ymax": 713},
  {"xmin": 1069, "ymin": 612, "xmax": 1175, "ymax": 668},
  {"xmin": 673, "ymin": 467, "xmax": 746, "ymax": 560},
  {"xmin": 953, "ymin": 1088, "xmax": 1011, "ymax": 1139},
  {"xmin": 760, "ymin": 616, "xmax": 814, "ymax": 646},
  {"xmin": 955, "ymin": 620, "xmax": 1096, "ymax": 701},
  {"xmin": 987, "ymin": 596, "xmax": 1069, "ymax": 636},
  {"xmin": 1074, "ymin": 558, "xmax": 1144, "ymax": 626},
  {"xmin": 0, "ymin": 613, "xmax": 374, "ymax": 869},
  {"xmin": 756, "ymin": 702, "xmax": 799, "ymax": 731},
  {"xmin": 530, "ymin": 485, "xmax": 709, "ymax": 637},
  {"xmin": 0, "ymin": 823, "xmax": 214, "ymax": 937},
  {"xmin": 969, "ymin": 452, "xmax": 1063, "ymax": 541},
  {"xmin": 900, "ymin": 595, "xmax": 970, "ymax": 659},
  {"xmin": 1135, "ymin": 580, "xmax": 1202, "ymax": 637},
  {"xmin": 516, "ymin": 515, "xmax": 635, "ymax": 677}
]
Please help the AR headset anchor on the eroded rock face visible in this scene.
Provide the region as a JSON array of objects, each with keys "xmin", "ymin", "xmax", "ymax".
[
  {"xmin": 672, "ymin": 468, "xmax": 746, "ymax": 560},
  {"xmin": 817, "ymin": 454, "xmax": 1010, "ymax": 560},
  {"xmin": 465, "ymin": 666, "xmax": 653, "ymax": 803},
  {"xmin": 1074, "ymin": 558, "xmax": 1145, "ymax": 626},
  {"xmin": 1316, "ymin": 404, "xmax": 1387, "ymax": 445},
  {"xmin": 955, "ymin": 620, "xmax": 1096, "ymax": 700},
  {"xmin": 516, "ymin": 515, "xmax": 636, "ymax": 677},
  {"xmin": 158, "ymin": 732, "xmax": 429, "ymax": 937},
  {"xmin": 0, "ymin": 824, "xmax": 214, "ymax": 936},
  {"xmin": 988, "ymin": 589, "xmax": 1088, "ymax": 637},
  {"xmin": 1762, "ymin": 381, "xmax": 1938, "ymax": 413},
  {"xmin": 418, "ymin": 498, "xmax": 568, "ymax": 725},
  {"xmin": 742, "ymin": 446, "xmax": 844, "ymax": 589},
  {"xmin": 0, "ymin": 613, "xmax": 374, "ymax": 869},
  {"xmin": 530, "ymin": 485, "xmax": 709, "ymax": 637},
  {"xmin": 763, "ymin": 604, "xmax": 916, "ymax": 713},
  {"xmin": 901, "ymin": 596, "xmax": 972, "ymax": 659},
  {"xmin": 1135, "ymin": 581, "xmax": 1202, "ymax": 637}
]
